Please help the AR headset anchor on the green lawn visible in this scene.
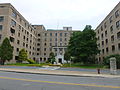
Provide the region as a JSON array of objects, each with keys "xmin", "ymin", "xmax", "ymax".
[
  {"xmin": 62, "ymin": 63, "xmax": 106, "ymax": 69},
  {"xmin": 6, "ymin": 63, "xmax": 107, "ymax": 69},
  {"xmin": 6, "ymin": 63, "xmax": 49, "ymax": 67}
]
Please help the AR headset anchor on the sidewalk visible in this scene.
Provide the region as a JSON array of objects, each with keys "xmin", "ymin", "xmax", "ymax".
[{"xmin": 0, "ymin": 68, "xmax": 120, "ymax": 78}]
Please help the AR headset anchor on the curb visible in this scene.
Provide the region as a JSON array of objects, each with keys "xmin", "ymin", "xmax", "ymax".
[{"xmin": 0, "ymin": 69, "xmax": 119, "ymax": 78}]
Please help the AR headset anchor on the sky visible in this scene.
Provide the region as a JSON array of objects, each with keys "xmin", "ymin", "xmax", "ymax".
[{"xmin": 0, "ymin": 0, "xmax": 120, "ymax": 30}]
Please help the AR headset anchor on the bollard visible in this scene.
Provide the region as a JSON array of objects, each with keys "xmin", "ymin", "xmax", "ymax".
[{"xmin": 97, "ymin": 68, "xmax": 100, "ymax": 74}]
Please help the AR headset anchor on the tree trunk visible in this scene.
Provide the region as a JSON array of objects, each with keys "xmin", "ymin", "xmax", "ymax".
[{"xmin": 1, "ymin": 60, "xmax": 5, "ymax": 65}]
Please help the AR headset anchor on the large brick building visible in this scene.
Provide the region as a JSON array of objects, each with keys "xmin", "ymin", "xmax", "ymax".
[
  {"xmin": 0, "ymin": 3, "xmax": 78, "ymax": 63},
  {"xmin": 95, "ymin": 2, "xmax": 120, "ymax": 62}
]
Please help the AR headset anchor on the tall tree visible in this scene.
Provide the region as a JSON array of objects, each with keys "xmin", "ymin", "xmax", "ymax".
[
  {"xmin": 0, "ymin": 37, "xmax": 13, "ymax": 65},
  {"xmin": 18, "ymin": 49, "xmax": 28, "ymax": 63},
  {"xmin": 68, "ymin": 25, "xmax": 100, "ymax": 64},
  {"xmin": 49, "ymin": 52, "xmax": 55, "ymax": 64}
]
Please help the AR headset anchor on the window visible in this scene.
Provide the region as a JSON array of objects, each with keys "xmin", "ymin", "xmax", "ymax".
[
  {"xmin": 18, "ymin": 33, "xmax": 20, "ymax": 37},
  {"xmin": 37, "ymin": 48, "xmax": 40, "ymax": 51},
  {"xmin": 65, "ymin": 38, "xmax": 67, "ymax": 41},
  {"xmin": 44, "ymin": 43, "xmax": 47, "ymax": 46},
  {"xmin": 50, "ymin": 38, "xmax": 52, "ymax": 41},
  {"xmin": 115, "ymin": 10, "xmax": 119, "ymax": 18},
  {"xmin": 59, "ymin": 48, "xmax": 63, "ymax": 51},
  {"xmin": 117, "ymin": 32, "xmax": 120, "ymax": 39},
  {"xmin": 0, "ymin": 16, "xmax": 4, "ymax": 22},
  {"xmin": 44, "ymin": 48, "xmax": 46, "ymax": 51},
  {"xmin": 105, "ymin": 39, "xmax": 108, "ymax": 45},
  {"xmin": 55, "ymin": 38, "xmax": 57, "ymax": 41},
  {"xmin": 16, "ymin": 48, "xmax": 19, "ymax": 52},
  {"xmin": 11, "ymin": 20, "xmax": 16, "ymax": 26},
  {"xmin": 101, "ymin": 26, "xmax": 103, "ymax": 31},
  {"xmin": 118, "ymin": 43, "xmax": 120, "ymax": 50},
  {"xmin": 60, "ymin": 38, "xmax": 62, "ymax": 41},
  {"xmin": 10, "ymin": 37, "xmax": 14, "ymax": 42},
  {"xmin": 64, "ymin": 33, "xmax": 67, "ymax": 37},
  {"xmin": 50, "ymin": 33, "xmax": 52, "ymax": 36},
  {"xmin": 23, "ymin": 36, "xmax": 25, "ymax": 40},
  {"xmin": 106, "ymin": 47, "xmax": 109, "ymax": 53},
  {"xmin": 104, "ymin": 22, "xmax": 107, "ymax": 28},
  {"xmin": 38, "ymin": 34, "xmax": 40, "ymax": 36},
  {"xmin": 38, "ymin": 39, "xmax": 40, "ymax": 41},
  {"xmin": 26, "ymin": 44, "xmax": 28, "ymax": 48},
  {"xmin": 0, "ymin": 25, "xmax": 3, "ymax": 30},
  {"xmin": 111, "ymin": 35, "xmax": 114, "ymax": 42},
  {"xmin": 102, "ymin": 49, "xmax": 104, "ymax": 54},
  {"xmin": 60, "ymin": 33, "xmax": 62, "ymax": 36},
  {"xmin": 97, "ymin": 30, "xmax": 99, "ymax": 34},
  {"xmin": 50, "ymin": 43, "xmax": 52, "ymax": 46},
  {"xmin": 55, "ymin": 33, "xmax": 57, "ymax": 36},
  {"xmin": 26, "ymin": 38, "xmax": 28, "ymax": 41},
  {"xmin": 109, "ymin": 16, "xmax": 113, "ymax": 23},
  {"xmin": 101, "ymin": 33, "xmax": 104, "ymax": 40},
  {"xmin": 23, "ymin": 42, "xmax": 25, "ymax": 47},
  {"xmin": 12, "ymin": 11, "xmax": 17, "ymax": 19},
  {"xmin": 17, "ymin": 40, "xmax": 20, "ymax": 45},
  {"xmin": 0, "ymin": 34, "xmax": 2, "ymax": 40},
  {"xmin": 37, "ymin": 43, "xmax": 40, "ymax": 46},
  {"xmin": 60, "ymin": 43, "xmax": 62, "ymax": 46},
  {"xmin": 19, "ymin": 25, "xmax": 21, "ymax": 30},
  {"xmin": 44, "ymin": 53, "xmax": 46, "ymax": 56},
  {"xmin": 116, "ymin": 20, "xmax": 120, "ymax": 28},
  {"xmin": 110, "ymin": 25, "xmax": 113, "ymax": 33},
  {"xmin": 45, "ymin": 33, "xmax": 47, "ymax": 36},
  {"xmin": 112, "ymin": 45, "xmax": 115, "ymax": 52},
  {"xmin": 10, "ymin": 28, "xmax": 15, "ymax": 34},
  {"xmin": 105, "ymin": 31, "xmax": 107, "ymax": 37},
  {"xmin": 37, "ymin": 53, "xmax": 39, "ymax": 55}
]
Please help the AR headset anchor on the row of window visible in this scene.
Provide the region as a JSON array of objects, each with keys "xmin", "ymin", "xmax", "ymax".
[
  {"xmin": 97, "ymin": 9, "xmax": 120, "ymax": 34},
  {"xmin": 38, "ymin": 32, "xmax": 68, "ymax": 37},
  {"xmin": 101, "ymin": 44, "xmax": 120, "ymax": 54},
  {"xmin": 16, "ymin": 48, "xmax": 35, "ymax": 55},
  {"xmin": 98, "ymin": 29, "xmax": 120, "ymax": 41},
  {"xmin": 11, "ymin": 19, "xmax": 36, "ymax": 35},
  {"xmin": 12, "ymin": 11, "xmax": 34, "ymax": 32},
  {"xmin": 42, "ymin": 43, "xmax": 67, "ymax": 46}
]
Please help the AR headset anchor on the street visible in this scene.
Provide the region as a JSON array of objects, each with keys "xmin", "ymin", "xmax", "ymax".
[{"xmin": 0, "ymin": 71, "xmax": 120, "ymax": 90}]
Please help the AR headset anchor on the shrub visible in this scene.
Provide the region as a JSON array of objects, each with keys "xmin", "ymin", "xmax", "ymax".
[
  {"xmin": 103, "ymin": 54, "xmax": 120, "ymax": 69},
  {"xmin": 27, "ymin": 59, "xmax": 36, "ymax": 64}
]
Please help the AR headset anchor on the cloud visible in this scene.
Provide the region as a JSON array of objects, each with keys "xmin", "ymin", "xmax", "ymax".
[{"xmin": 0, "ymin": 0, "xmax": 119, "ymax": 30}]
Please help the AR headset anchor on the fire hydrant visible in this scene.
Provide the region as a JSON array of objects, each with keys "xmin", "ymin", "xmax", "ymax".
[{"xmin": 97, "ymin": 68, "xmax": 100, "ymax": 74}]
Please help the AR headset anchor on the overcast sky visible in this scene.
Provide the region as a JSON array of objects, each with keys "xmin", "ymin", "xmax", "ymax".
[{"xmin": 0, "ymin": 0, "xmax": 120, "ymax": 30}]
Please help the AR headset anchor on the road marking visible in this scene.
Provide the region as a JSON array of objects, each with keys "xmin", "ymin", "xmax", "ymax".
[{"xmin": 0, "ymin": 76, "xmax": 120, "ymax": 88}]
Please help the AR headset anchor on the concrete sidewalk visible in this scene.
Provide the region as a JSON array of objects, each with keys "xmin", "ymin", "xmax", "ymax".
[{"xmin": 0, "ymin": 68, "xmax": 120, "ymax": 78}]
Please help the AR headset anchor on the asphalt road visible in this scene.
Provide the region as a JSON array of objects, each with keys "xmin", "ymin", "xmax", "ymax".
[{"xmin": 0, "ymin": 71, "xmax": 120, "ymax": 90}]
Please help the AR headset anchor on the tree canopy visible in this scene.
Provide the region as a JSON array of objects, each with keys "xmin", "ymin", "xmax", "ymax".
[
  {"xmin": 67, "ymin": 25, "xmax": 99, "ymax": 64},
  {"xmin": 0, "ymin": 37, "xmax": 13, "ymax": 65},
  {"xmin": 18, "ymin": 48, "xmax": 28, "ymax": 63},
  {"xmin": 49, "ymin": 52, "xmax": 55, "ymax": 64}
]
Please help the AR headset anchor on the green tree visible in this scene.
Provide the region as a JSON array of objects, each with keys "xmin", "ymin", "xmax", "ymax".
[
  {"xmin": 64, "ymin": 50, "xmax": 71, "ymax": 63},
  {"xmin": 103, "ymin": 54, "xmax": 120, "ymax": 69},
  {"xmin": 0, "ymin": 37, "xmax": 13, "ymax": 65},
  {"xmin": 18, "ymin": 49, "xmax": 28, "ymax": 63},
  {"xmin": 49, "ymin": 52, "xmax": 55, "ymax": 64},
  {"xmin": 68, "ymin": 25, "xmax": 99, "ymax": 64}
]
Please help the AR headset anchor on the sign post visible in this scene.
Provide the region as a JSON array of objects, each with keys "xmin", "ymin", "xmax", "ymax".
[{"xmin": 110, "ymin": 57, "xmax": 117, "ymax": 75}]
